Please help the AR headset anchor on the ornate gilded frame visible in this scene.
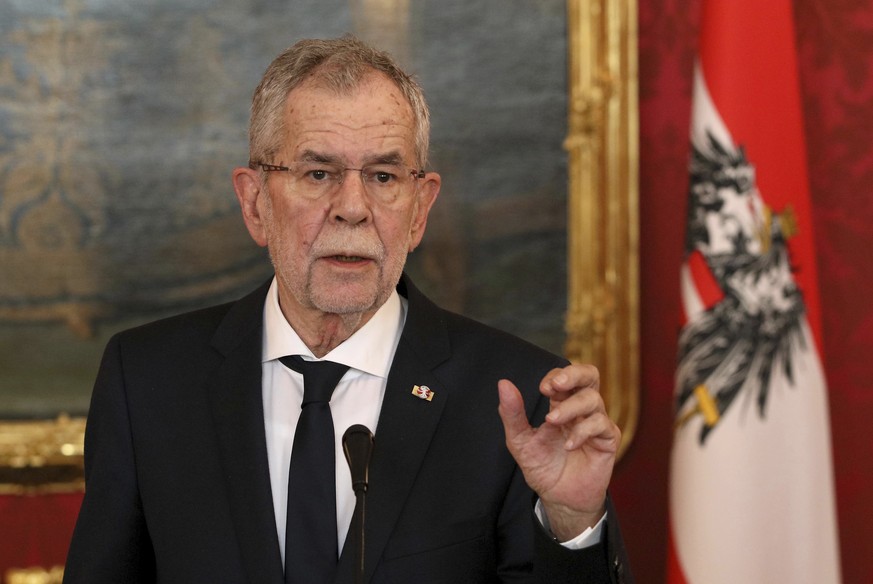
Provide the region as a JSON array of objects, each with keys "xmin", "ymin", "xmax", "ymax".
[
  {"xmin": 0, "ymin": 0, "xmax": 639, "ymax": 488},
  {"xmin": 564, "ymin": 0, "xmax": 639, "ymax": 457},
  {"xmin": 0, "ymin": 416, "xmax": 85, "ymax": 494}
]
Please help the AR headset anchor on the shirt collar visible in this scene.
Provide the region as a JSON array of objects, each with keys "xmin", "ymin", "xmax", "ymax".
[{"xmin": 262, "ymin": 277, "xmax": 406, "ymax": 378}]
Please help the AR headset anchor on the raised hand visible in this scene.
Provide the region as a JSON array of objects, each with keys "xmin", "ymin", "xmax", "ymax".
[{"xmin": 497, "ymin": 364, "xmax": 620, "ymax": 541}]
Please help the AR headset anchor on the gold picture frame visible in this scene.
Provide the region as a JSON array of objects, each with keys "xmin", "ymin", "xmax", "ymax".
[
  {"xmin": 565, "ymin": 0, "xmax": 640, "ymax": 458},
  {"xmin": 0, "ymin": 416, "xmax": 85, "ymax": 494}
]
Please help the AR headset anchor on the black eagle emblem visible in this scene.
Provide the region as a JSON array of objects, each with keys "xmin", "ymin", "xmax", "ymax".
[{"xmin": 676, "ymin": 131, "xmax": 808, "ymax": 444}]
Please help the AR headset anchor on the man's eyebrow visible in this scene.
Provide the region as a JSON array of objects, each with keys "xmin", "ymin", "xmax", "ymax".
[
  {"xmin": 298, "ymin": 150, "xmax": 341, "ymax": 164},
  {"xmin": 297, "ymin": 150, "xmax": 407, "ymax": 166},
  {"xmin": 366, "ymin": 151, "xmax": 405, "ymax": 166}
]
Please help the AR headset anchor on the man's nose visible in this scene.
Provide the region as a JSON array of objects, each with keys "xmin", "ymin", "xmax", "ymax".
[{"xmin": 330, "ymin": 170, "xmax": 371, "ymax": 225}]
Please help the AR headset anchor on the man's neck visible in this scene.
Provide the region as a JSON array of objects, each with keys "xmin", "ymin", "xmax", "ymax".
[
  {"xmin": 276, "ymin": 290, "xmax": 381, "ymax": 358},
  {"xmin": 286, "ymin": 310, "xmax": 377, "ymax": 358}
]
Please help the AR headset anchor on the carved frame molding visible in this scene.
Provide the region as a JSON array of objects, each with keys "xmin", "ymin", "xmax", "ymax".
[
  {"xmin": 565, "ymin": 0, "xmax": 640, "ymax": 458},
  {"xmin": 0, "ymin": 416, "xmax": 85, "ymax": 493}
]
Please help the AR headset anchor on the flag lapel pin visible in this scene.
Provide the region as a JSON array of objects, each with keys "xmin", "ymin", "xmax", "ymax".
[{"xmin": 411, "ymin": 385, "xmax": 434, "ymax": 402}]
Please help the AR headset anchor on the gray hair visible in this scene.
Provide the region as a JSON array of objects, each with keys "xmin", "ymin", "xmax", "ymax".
[{"xmin": 249, "ymin": 35, "xmax": 431, "ymax": 169}]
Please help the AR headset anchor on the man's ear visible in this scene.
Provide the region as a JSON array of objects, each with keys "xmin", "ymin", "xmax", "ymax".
[
  {"xmin": 408, "ymin": 172, "xmax": 441, "ymax": 252},
  {"xmin": 232, "ymin": 167, "xmax": 268, "ymax": 247}
]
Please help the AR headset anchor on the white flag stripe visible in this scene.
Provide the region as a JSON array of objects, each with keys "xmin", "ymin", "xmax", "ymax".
[
  {"xmin": 671, "ymin": 320, "xmax": 840, "ymax": 583},
  {"xmin": 690, "ymin": 61, "xmax": 734, "ymax": 155}
]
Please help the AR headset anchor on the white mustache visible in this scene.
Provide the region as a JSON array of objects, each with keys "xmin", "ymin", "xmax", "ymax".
[{"xmin": 310, "ymin": 230, "xmax": 385, "ymax": 261}]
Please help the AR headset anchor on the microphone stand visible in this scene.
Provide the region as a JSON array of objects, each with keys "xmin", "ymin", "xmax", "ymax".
[
  {"xmin": 351, "ymin": 482, "xmax": 366, "ymax": 584},
  {"xmin": 343, "ymin": 425, "xmax": 374, "ymax": 584}
]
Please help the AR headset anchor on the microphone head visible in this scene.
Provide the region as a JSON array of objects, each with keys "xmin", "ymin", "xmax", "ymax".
[{"xmin": 342, "ymin": 424, "xmax": 374, "ymax": 493}]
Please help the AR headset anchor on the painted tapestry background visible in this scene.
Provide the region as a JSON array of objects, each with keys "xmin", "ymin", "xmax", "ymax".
[{"xmin": 0, "ymin": 0, "xmax": 569, "ymax": 416}]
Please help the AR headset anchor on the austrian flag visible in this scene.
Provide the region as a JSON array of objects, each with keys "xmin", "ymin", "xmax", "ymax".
[{"xmin": 667, "ymin": 1, "xmax": 842, "ymax": 583}]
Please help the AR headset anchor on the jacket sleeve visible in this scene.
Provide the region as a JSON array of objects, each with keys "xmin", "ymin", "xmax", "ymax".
[
  {"xmin": 63, "ymin": 335, "xmax": 156, "ymax": 583},
  {"xmin": 531, "ymin": 495, "xmax": 633, "ymax": 584}
]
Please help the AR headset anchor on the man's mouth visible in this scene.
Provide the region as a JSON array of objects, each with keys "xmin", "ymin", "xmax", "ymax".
[{"xmin": 328, "ymin": 254, "xmax": 370, "ymax": 263}]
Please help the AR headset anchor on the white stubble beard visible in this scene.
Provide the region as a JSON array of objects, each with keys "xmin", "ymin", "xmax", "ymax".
[{"xmin": 261, "ymin": 188, "xmax": 411, "ymax": 320}]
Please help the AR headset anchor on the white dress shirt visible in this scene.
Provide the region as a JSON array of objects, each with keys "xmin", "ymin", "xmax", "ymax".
[
  {"xmin": 261, "ymin": 278, "xmax": 405, "ymax": 562},
  {"xmin": 260, "ymin": 278, "xmax": 603, "ymax": 566}
]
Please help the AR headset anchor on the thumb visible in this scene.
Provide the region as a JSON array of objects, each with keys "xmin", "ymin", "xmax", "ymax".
[{"xmin": 497, "ymin": 379, "xmax": 531, "ymax": 443}]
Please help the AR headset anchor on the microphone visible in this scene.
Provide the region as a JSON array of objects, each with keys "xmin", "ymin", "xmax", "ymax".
[
  {"xmin": 343, "ymin": 424, "xmax": 374, "ymax": 494},
  {"xmin": 342, "ymin": 425, "xmax": 374, "ymax": 584}
]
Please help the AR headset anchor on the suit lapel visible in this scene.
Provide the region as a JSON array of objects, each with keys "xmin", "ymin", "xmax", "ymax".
[
  {"xmin": 336, "ymin": 275, "xmax": 453, "ymax": 584},
  {"xmin": 207, "ymin": 281, "xmax": 285, "ymax": 584}
]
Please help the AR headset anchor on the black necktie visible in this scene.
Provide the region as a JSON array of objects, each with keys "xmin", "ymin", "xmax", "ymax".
[{"xmin": 280, "ymin": 355, "xmax": 350, "ymax": 584}]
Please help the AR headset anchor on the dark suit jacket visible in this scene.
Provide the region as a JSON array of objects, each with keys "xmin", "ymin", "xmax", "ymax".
[{"xmin": 64, "ymin": 275, "xmax": 632, "ymax": 583}]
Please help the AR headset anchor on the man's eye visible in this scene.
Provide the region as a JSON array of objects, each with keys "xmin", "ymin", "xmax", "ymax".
[
  {"xmin": 367, "ymin": 168, "xmax": 398, "ymax": 184},
  {"xmin": 299, "ymin": 166, "xmax": 340, "ymax": 181}
]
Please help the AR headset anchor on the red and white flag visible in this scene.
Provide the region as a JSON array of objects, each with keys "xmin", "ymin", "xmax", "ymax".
[{"xmin": 667, "ymin": 1, "xmax": 841, "ymax": 583}]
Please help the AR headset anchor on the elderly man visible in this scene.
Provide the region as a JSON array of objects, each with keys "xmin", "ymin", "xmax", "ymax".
[{"xmin": 64, "ymin": 36, "xmax": 631, "ymax": 583}]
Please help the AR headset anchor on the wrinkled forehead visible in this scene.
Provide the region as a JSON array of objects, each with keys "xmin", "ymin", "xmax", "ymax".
[
  {"xmin": 281, "ymin": 72, "xmax": 417, "ymax": 156},
  {"xmin": 289, "ymin": 69, "xmax": 413, "ymax": 115}
]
